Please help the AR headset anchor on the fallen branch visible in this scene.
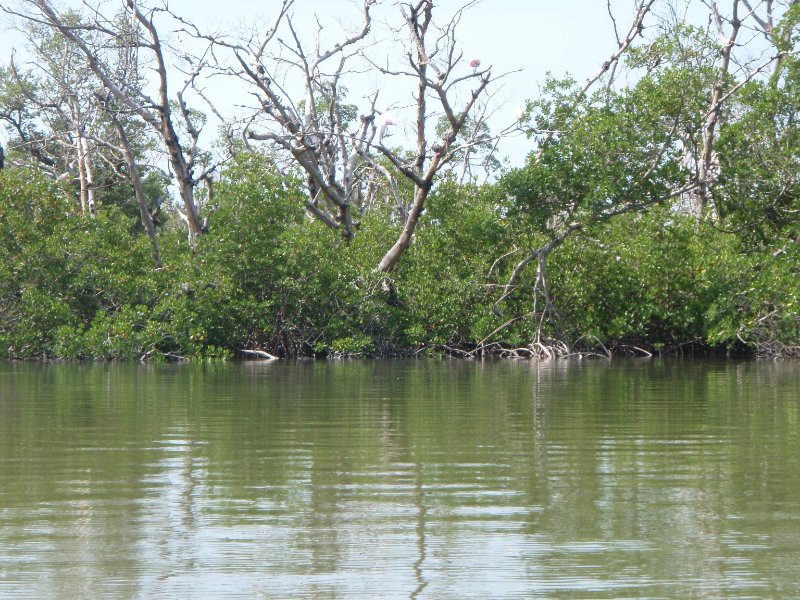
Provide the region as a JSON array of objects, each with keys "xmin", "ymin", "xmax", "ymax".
[
  {"xmin": 618, "ymin": 344, "xmax": 653, "ymax": 358},
  {"xmin": 238, "ymin": 348, "xmax": 280, "ymax": 360}
]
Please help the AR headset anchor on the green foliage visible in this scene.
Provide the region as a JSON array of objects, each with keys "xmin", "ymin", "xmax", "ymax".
[
  {"xmin": 3, "ymin": 1, "xmax": 800, "ymax": 362},
  {"xmin": 504, "ymin": 69, "xmax": 692, "ymax": 235},
  {"xmin": 195, "ymin": 152, "xmax": 358, "ymax": 355},
  {"xmin": 703, "ymin": 240, "xmax": 800, "ymax": 355},
  {"xmin": 716, "ymin": 78, "xmax": 800, "ymax": 246},
  {"xmin": 625, "ymin": 22, "xmax": 720, "ymax": 76},
  {"xmin": 0, "ymin": 168, "xmax": 162, "ymax": 358},
  {"xmin": 434, "ymin": 113, "xmax": 502, "ymax": 180},
  {"xmin": 297, "ymin": 82, "xmax": 358, "ymax": 130},
  {"xmin": 2, "ymin": 151, "xmax": 799, "ymax": 360},
  {"xmin": 704, "ymin": 6, "xmax": 799, "ymax": 248},
  {"xmin": 394, "ymin": 181, "xmax": 510, "ymax": 347},
  {"xmin": 548, "ymin": 211, "xmax": 714, "ymax": 348}
]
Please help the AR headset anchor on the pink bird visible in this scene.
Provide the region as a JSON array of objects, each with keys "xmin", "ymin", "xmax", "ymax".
[{"xmin": 469, "ymin": 58, "xmax": 481, "ymax": 69}]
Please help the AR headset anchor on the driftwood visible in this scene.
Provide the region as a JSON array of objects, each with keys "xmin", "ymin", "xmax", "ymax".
[{"xmin": 238, "ymin": 348, "xmax": 280, "ymax": 360}]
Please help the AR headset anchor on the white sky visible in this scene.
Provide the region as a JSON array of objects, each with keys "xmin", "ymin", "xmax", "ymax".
[{"xmin": 0, "ymin": 0, "xmax": 648, "ymax": 165}]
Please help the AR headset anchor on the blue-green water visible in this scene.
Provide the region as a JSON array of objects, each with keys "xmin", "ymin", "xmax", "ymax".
[{"xmin": 1, "ymin": 359, "xmax": 799, "ymax": 598}]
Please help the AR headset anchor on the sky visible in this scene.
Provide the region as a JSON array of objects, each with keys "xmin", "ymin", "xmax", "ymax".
[{"xmin": 0, "ymin": 0, "xmax": 649, "ymax": 166}]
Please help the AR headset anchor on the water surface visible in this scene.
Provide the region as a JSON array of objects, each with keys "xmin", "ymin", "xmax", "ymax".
[{"xmin": 1, "ymin": 359, "xmax": 799, "ymax": 598}]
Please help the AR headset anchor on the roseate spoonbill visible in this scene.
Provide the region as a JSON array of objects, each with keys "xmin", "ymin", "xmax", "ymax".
[{"xmin": 378, "ymin": 114, "xmax": 397, "ymax": 142}]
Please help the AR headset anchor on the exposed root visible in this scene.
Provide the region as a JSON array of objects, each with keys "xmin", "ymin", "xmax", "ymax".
[
  {"xmin": 738, "ymin": 311, "xmax": 800, "ymax": 358},
  {"xmin": 449, "ymin": 337, "xmax": 617, "ymax": 360},
  {"xmin": 739, "ymin": 335, "xmax": 800, "ymax": 359}
]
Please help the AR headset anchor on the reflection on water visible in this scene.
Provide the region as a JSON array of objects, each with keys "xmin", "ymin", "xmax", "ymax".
[{"xmin": 1, "ymin": 359, "xmax": 799, "ymax": 598}]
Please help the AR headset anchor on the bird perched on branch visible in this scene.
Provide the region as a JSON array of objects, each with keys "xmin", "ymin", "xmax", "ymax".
[{"xmin": 377, "ymin": 114, "xmax": 397, "ymax": 142}]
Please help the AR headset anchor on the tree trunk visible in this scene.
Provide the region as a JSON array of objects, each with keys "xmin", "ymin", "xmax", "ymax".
[
  {"xmin": 112, "ymin": 116, "xmax": 162, "ymax": 268},
  {"xmin": 696, "ymin": 0, "xmax": 741, "ymax": 217},
  {"xmin": 75, "ymin": 129, "xmax": 88, "ymax": 215},
  {"xmin": 376, "ymin": 182, "xmax": 430, "ymax": 272},
  {"xmin": 80, "ymin": 136, "xmax": 96, "ymax": 218}
]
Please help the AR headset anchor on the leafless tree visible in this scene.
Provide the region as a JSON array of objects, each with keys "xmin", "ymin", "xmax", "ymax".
[
  {"xmin": 4, "ymin": 0, "xmax": 216, "ymax": 244},
  {"xmin": 203, "ymin": 0, "xmax": 497, "ymax": 271}
]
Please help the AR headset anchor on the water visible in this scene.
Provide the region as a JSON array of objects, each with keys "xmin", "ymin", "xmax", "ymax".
[{"xmin": 1, "ymin": 359, "xmax": 799, "ymax": 598}]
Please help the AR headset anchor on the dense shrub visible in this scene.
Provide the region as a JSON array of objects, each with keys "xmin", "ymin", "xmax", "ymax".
[{"xmin": 2, "ymin": 160, "xmax": 798, "ymax": 360}]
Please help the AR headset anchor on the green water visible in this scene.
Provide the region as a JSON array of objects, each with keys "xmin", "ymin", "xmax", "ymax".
[{"xmin": 1, "ymin": 359, "xmax": 799, "ymax": 598}]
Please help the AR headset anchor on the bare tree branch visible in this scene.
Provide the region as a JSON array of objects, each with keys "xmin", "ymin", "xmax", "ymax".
[{"xmin": 10, "ymin": 0, "xmax": 210, "ymax": 243}]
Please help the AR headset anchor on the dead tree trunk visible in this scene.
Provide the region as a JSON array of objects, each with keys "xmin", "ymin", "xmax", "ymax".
[
  {"xmin": 695, "ymin": 0, "xmax": 742, "ymax": 218},
  {"xmin": 109, "ymin": 114, "xmax": 162, "ymax": 268}
]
